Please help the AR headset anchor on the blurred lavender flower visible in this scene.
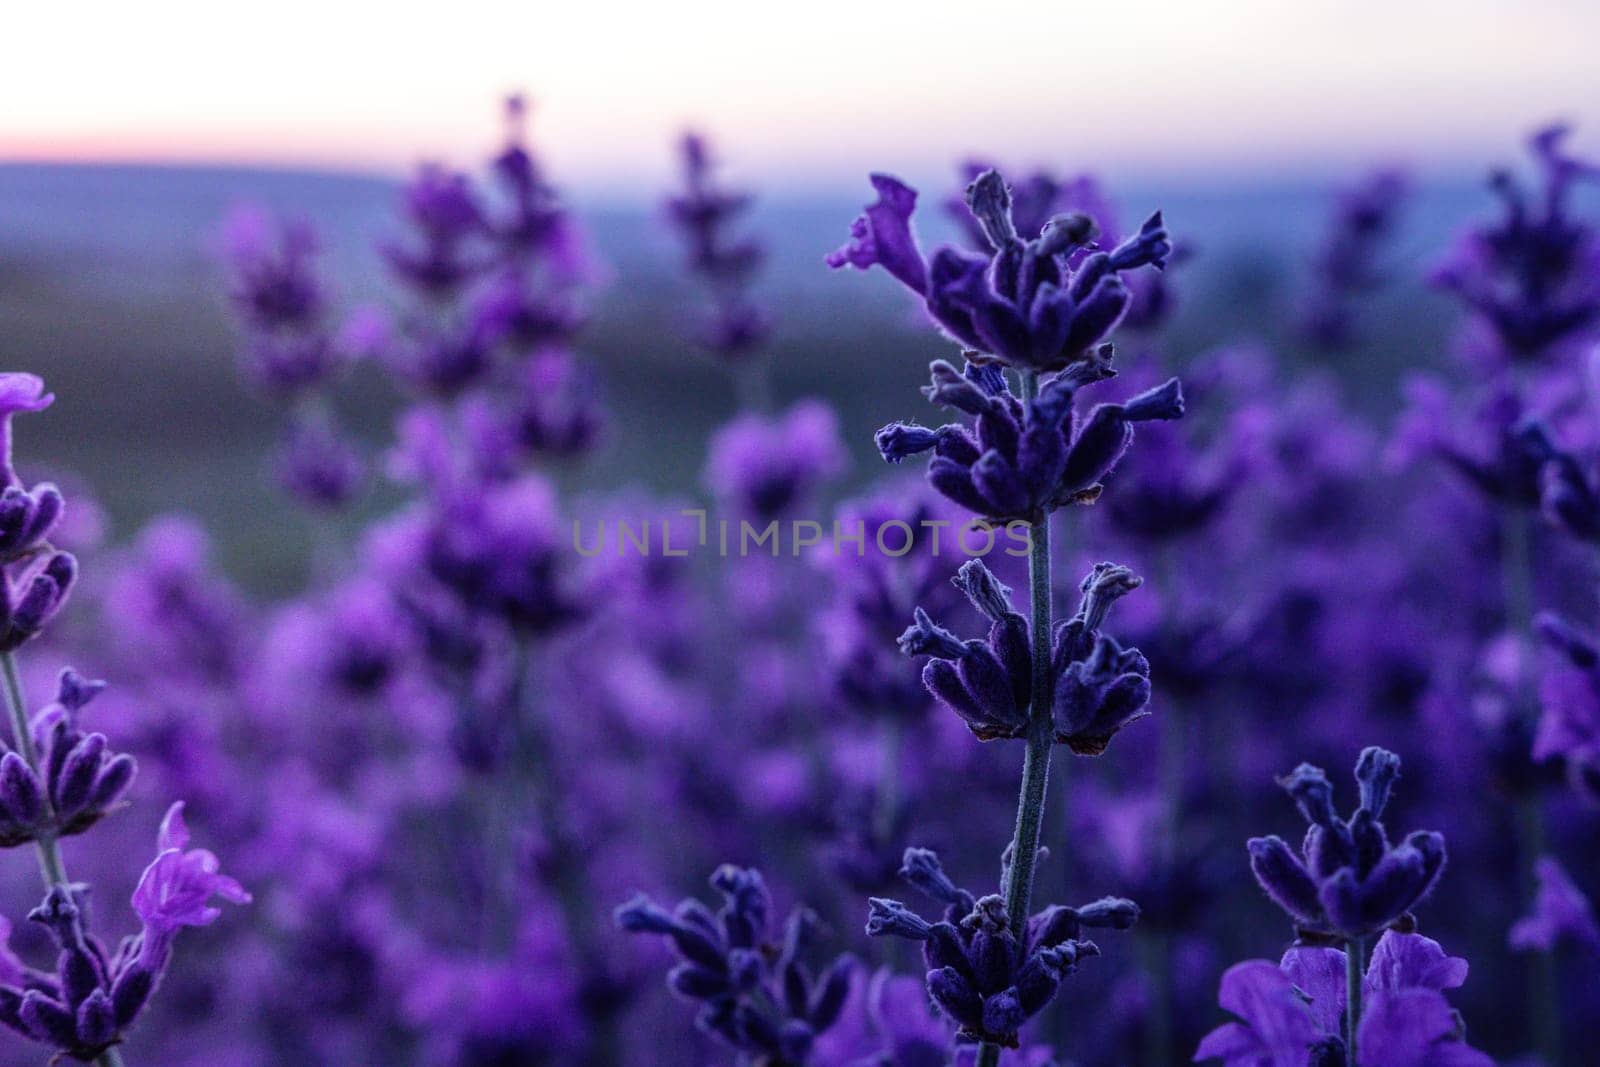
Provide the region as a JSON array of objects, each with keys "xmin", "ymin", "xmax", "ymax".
[
  {"xmin": 1432, "ymin": 124, "xmax": 1600, "ymax": 364},
  {"xmin": 704, "ymin": 401, "xmax": 846, "ymax": 523},
  {"xmin": 272, "ymin": 410, "xmax": 366, "ymax": 512},
  {"xmin": 1533, "ymin": 612, "xmax": 1600, "ymax": 797},
  {"xmin": 617, "ymin": 866, "xmax": 853, "ymax": 1064},
  {"xmin": 666, "ymin": 132, "xmax": 772, "ymax": 363},
  {"xmin": 1248, "ymin": 748, "xmax": 1446, "ymax": 941},
  {"xmin": 866, "ymin": 847, "xmax": 1135, "ymax": 1049},
  {"xmin": 1510, "ymin": 856, "xmax": 1600, "ymax": 955},
  {"xmin": 384, "ymin": 164, "xmax": 488, "ymax": 297},
  {"xmin": 902, "ymin": 560, "xmax": 1151, "ymax": 754},
  {"xmin": 876, "ymin": 356, "xmax": 1183, "ymax": 523},
  {"xmin": 217, "ymin": 207, "xmax": 352, "ymax": 398},
  {"xmin": 828, "ymin": 170, "xmax": 1170, "ymax": 372},
  {"xmin": 1390, "ymin": 376, "xmax": 1553, "ymax": 508},
  {"xmin": 1300, "ymin": 168, "xmax": 1408, "ymax": 350}
]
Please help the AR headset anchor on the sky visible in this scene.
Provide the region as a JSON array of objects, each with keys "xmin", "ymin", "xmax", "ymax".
[{"xmin": 7, "ymin": 0, "xmax": 1600, "ymax": 196}]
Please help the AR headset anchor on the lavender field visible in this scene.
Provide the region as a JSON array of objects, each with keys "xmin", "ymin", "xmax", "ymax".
[{"xmin": 2, "ymin": 48, "xmax": 1600, "ymax": 1067}]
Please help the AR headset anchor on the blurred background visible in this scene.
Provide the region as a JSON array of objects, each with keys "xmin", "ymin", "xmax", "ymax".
[{"xmin": 3, "ymin": 0, "xmax": 1597, "ymax": 591}]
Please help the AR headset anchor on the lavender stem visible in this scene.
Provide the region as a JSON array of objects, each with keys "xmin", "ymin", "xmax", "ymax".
[
  {"xmin": 1, "ymin": 652, "xmax": 127, "ymax": 1067},
  {"xmin": 976, "ymin": 369, "xmax": 1058, "ymax": 1067},
  {"xmin": 1344, "ymin": 935, "xmax": 1365, "ymax": 1066}
]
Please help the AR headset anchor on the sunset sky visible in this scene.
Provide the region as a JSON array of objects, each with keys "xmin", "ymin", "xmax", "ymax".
[{"xmin": 9, "ymin": 0, "xmax": 1599, "ymax": 194}]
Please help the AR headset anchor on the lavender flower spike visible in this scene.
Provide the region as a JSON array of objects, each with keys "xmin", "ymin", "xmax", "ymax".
[
  {"xmin": 902, "ymin": 559, "xmax": 1152, "ymax": 754},
  {"xmin": 0, "ymin": 806, "xmax": 248, "ymax": 1064},
  {"xmin": 830, "ymin": 169, "xmax": 1170, "ymax": 372},
  {"xmin": 877, "ymin": 355, "xmax": 1183, "ymax": 523},
  {"xmin": 867, "ymin": 847, "xmax": 1135, "ymax": 1049},
  {"xmin": 617, "ymin": 865, "xmax": 853, "ymax": 1064},
  {"xmin": 1248, "ymin": 748, "xmax": 1446, "ymax": 942}
]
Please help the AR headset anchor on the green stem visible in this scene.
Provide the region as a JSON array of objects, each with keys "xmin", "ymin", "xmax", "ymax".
[
  {"xmin": 2, "ymin": 653, "xmax": 125, "ymax": 1067},
  {"xmin": 977, "ymin": 371, "xmax": 1058, "ymax": 1067},
  {"xmin": 1345, "ymin": 935, "xmax": 1365, "ymax": 1067}
]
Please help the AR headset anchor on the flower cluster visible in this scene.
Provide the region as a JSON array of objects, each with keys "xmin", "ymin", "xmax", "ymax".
[
  {"xmin": 1248, "ymin": 748, "xmax": 1446, "ymax": 941},
  {"xmin": 1431, "ymin": 124, "xmax": 1600, "ymax": 364},
  {"xmin": 866, "ymin": 848, "xmax": 1136, "ymax": 1048},
  {"xmin": 665, "ymin": 132, "xmax": 772, "ymax": 362},
  {"xmin": 616, "ymin": 866, "xmax": 852, "ymax": 1065},
  {"xmin": 900, "ymin": 559, "xmax": 1152, "ymax": 754},
  {"xmin": 876, "ymin": 355, "xmax": 1185, "ymax": 522},
  {"xmin": 0, "ymin": 670, "xmax": 134, "ymax": 847},
  {"xmin": 829, "ymin": 170, "xmax": 1171, "ymax": 372}
]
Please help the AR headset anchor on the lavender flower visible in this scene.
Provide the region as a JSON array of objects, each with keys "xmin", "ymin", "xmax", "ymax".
[
  {"xmin": 704, "ymin": 401, "xmax": 847, "ymax": 522},
  {"xmin": 1533, "ymin": 611, "xmax": 1600, "ymax": 796},
  {"xmin": 866, "ymin": 847, "xmax": 1135, "ymax": 1049},
  {"xmin": 0, "ymin": 669, "xmax": 135, "ymax": 847},
  {"xmin": 617, "ymin": 866, "xmax": 853, "ymax": 1064},
  {"xmin": 0, "ymin": 806, "xmax": 247, "ymax": 1063},
  {"xmin": 877, "ymin": 356, "xmax": 1184, "ymax": 522},
  {"xmin": 1248, "ymin": 748, "xmax": 1446, "ymax": 941},
  {"xmin": 218, "ymin": 205, "xmax": 325, "ymax": 333},
  {"xmin": 901, "ymin": 560, "xmax": 1151, "ymax": 754},
  {"xmin": 829, "ymin": 169, "xmax": 1170, "ymax": 372},
  {"xmin": 1300, "ymin": 168, "xmax": 1408, "ymax": 350},
  {"xmin": 384, "ymin": 164, "xmax": 488, "ymax": 296},
  {"xmin": 272, "ymin": 411, "xmax": 366, "ymax": 512},
  {"xmin": 1431, "ymin": 124, "xmax": 1600, "ymax": 364},
  {"xmin": 1195, "ymin": 931, "xmax": 1490, "ymax": 1066},
  {"xmin": 1509, "ymin": 856, "xmax": 1600, "ymax": 954},
  {"xmin": 666, "ymin": 132, "xmax": 772, "ymax": 363}
]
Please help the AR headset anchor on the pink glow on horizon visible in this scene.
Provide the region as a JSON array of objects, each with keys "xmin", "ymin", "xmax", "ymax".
[{"xmin": 5, "ymin": 0, "xmax": 1599, "ymax": 190}]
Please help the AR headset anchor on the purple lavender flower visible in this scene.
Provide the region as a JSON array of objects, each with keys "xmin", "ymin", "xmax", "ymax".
[
  {"xmin": 414, "ymin": 475, "xmax": 586, "ymax": 635},
  {"xmin": 902, "ymin": 559, "xmax": 1151, "ymax": 754},
  {"xmin": 1431, "ymin": 124, "xmax": 1600, "ymax": 364},
  {"xmin": 1533, "ymin": 611, "xmax": 1600, "ymax": 796},
  {"xmin": 829, "ymin": 169, "xmax": 1170, "ymax": 372},
  {"xmin": 0, "ymin": 808, "xmax": 247, "ymax": 1063},
  {"xmin": 1510, "ymin": 856, "xmax": 1600, "ymax": 954},
  {"xmin": 0, "ymin": 669, "xmax": 135, "ymax": 847},
  {"xmin": 1195, "ymin": 932, "xmax": 1490, "ymax": 1066},
  {"xmin": 617, "ymin": 865, "xmax": 853, "ymax": 1064},
  {"xmin": 132, "ymin": 802, "xmax": 252, "ymax": 951},
  {"xmin": 1247, "ymin": 748, "xmax": 1446, "ymax": 941},
  {"xmin": 218, "ymin": 204, "xmax": 326, "ymax": 333},
  {"xmin": 877, "ymin": 356, "xmax": 1184, "ymax": 522},
  {"xmin": 272, "ymin": 410, "xmax": 366, "ymax": 512},
  {"xmin": 704, "ymin": 400, "xmax": 846, "ymax": 522},
  {"xmin": 666, "ymin": 132, "xmax": 772, "ymax": 363},
  {"xmin": 384, "ymin": 164, "xmax": 488, "ymax": 296},
  {"xmin": 1390, "ymin": 375, "xmax": 1553, "ymax": 508},
  {"xmin": 0, "ymin": 374, "xmax": 54, "ymax": 489},
  {"xmin": 1300, "ymin": 168, "xmax": 1408, "ymax": 350},
  {"xmin": 866, "ymin": 847, "xmax": 1135, "ymax": 1049},
  {"xmin": 464, "ymin": 349, "xmax": 605, "ymax": 464}
]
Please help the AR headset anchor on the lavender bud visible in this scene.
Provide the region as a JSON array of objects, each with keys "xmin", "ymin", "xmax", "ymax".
[
  {"xmin": 1355, "ymin": 746, "xmax": 1402, "ymax": 817},
  {"xmin": 0, "ymin": 751, "xmax": 43, "ymax": 826},
  {"xmin": 865, "ymin": 898, "xmax": 932, "ymax": 939},
  {"xmin": 965, "ymin": 170, "xmax": 1017, "ymax": 250},
  {"xmin": 897, "ymin": 608, "xmax": 970, "ymax": 660},
  {"xmin": 952, "ymin": 559, "xmax": 1015, "ymax": 621}
]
